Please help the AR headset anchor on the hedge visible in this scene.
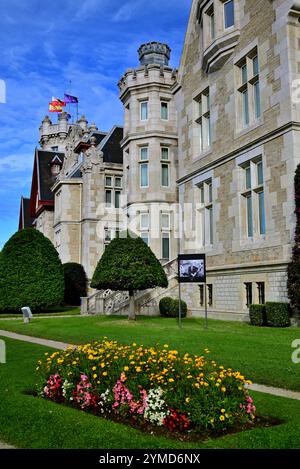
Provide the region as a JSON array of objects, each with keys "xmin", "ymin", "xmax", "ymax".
[
  {"xmin": 265, "ymin": 302, "xmax": 291, "ymax": 328},
  {"xmin": 249, "ymin": 304, "xmax": 266, "ymax": 326},
  {"xmin": 159, "ymin": 297, "xmax": 187, "ymax": 318}
]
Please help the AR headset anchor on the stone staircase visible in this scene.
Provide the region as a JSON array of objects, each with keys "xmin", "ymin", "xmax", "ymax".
[{"xmin": 80, "ymin": 258, "xmax": 178, "ymax": 316}]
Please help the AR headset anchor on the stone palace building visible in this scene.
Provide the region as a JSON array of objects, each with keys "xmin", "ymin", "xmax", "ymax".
[{"xmin": 19, "ymin": 0, "xmax": 300, "ymax": 320}]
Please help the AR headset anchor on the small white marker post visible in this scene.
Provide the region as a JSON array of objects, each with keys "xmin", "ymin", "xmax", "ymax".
[{"xmin": 21, "ymin": 307, "xmax": 33, "ymax": 324}]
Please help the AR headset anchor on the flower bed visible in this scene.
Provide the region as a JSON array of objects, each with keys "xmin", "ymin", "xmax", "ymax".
[{"xmin": 36, "ymin": 339, "xmax": 256, "ymax": 436}]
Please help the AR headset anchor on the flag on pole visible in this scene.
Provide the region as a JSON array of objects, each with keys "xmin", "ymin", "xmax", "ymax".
[
  {"xmin": 64, "ymin": 93, "xmax": 78, "ymax": 104},
  {"xmin": 49, "ymin": 97, "xmax": 66, "ymax": 113}
]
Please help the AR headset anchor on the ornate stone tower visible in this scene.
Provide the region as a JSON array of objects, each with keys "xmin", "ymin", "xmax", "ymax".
[{"xmin": 118, "ymin": 42, "xmax": 178, "ymax": 262}]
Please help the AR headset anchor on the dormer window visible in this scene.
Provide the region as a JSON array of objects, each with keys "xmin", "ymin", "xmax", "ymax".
[{"xmin": 50, "ymin": 155, "xmax": 63, "ymax": 176}]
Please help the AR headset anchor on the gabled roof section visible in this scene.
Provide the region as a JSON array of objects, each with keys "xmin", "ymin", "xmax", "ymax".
[
  {"xmin": 29, "ymin": 148, "xmax": 65, "ymax": 217},
  {"xmin": 98, "ymin": 125, "xmax": 123, "ymax": 164},
  {"xmin": 177, "ymin": 0, "xmax": 199, "ymax": 85},
  {"xmin": 18, "ymin": 197, "xmax": 35, "ymax": 230},
  {"xmin": 90, "ymin": 131, "xmax": 107, "ymax": 147}
]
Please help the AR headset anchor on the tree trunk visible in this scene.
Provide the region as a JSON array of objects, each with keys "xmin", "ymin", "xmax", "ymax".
[{"xmin": 128, "ymin": 290, "xmax": 136, "ymax": 321}]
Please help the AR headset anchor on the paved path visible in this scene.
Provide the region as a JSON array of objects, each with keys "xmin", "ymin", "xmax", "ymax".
[
  {"xmin": 0, "ymin": 441, "xmax": 15, "ymax": 449},
  {"xmin": 0, "ymin": 315, "xmax": 78, "ymax": 321},
  {"xmin": 1, "ymin": 330, "xmax": 300, "ymax": 402}
]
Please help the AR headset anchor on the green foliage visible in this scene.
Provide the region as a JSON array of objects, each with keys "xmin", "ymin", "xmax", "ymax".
[
  {"xmin": 287, "ymin": 163, "xmax": 300, "ymax": 314},
  {"xmin": 249, "ymin": 304, "xmax": 266, "ymax": 327},
  {"xmin": 91, "ymin": 235, "xmax": 168, "ymax": 292},
  {"xmin": 159, "ymin": 297, "xmax": 187, "ymax": 318},
  {"xmin": 265, "ymin": 302, "xmax": 291, "ymax": 328},
  {"xmin": 63, "ymin": 263, "xmax": 87, "ymax": 306},
  {"xmin": 0, "ymin": 228, "xmax": 64, "ymax": 312}
]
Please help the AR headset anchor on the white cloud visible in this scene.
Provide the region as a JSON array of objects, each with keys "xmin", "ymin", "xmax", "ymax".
[{"xmin": 112, "ymin": 1, "xmax": 143, "ymax": 23}]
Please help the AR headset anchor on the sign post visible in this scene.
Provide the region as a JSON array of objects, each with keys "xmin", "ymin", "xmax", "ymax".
[{"xmin": 178, "ymin": 254, "xmax": 206, "ymax": 328}]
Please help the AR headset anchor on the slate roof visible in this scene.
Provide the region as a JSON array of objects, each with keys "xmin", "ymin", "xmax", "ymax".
[
  {"xmin": 89, "ymin": 131, "xmax": 107, "ymax": 147},
  {"xmin": 18, "ymin": 197, "xmax": 35, "ymax": 230},
  {"xmin": 99, "ymin": 126, "xmax": 123, "ymax": 164},
  {"xmin": 36, "ymin": 150, "xmax": 65, "ymax": 200}
]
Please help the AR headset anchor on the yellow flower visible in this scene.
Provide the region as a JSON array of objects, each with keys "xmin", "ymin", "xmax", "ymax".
[
  {"xmin": 100, "ymin": 362, "xmax": 105, "ymax": 368},
  {"xmin": 88, "ymin": 354, "xmax": 94, "ymax": 360},
  {"xmin": 163, "ymin": 344, "xmax": 169, "ymax": 348},
  {"xmin": 221, "ymin": 409, "xmax": 225, "ymax": 413},
  {"xmin": 168, "ymin": 378, "xmax": 174, "ymax": 382},
  {"xmin": 124, "ymin": 366, "xmax": 129, "ymax": 371},
  {"xmin": 136, "ymin": 366, "xmax": 142, "ymax": 372},
  {"xmin": 221, "ymin": 387, "xmax": 226, "ymax": 392},
  {"xmin": 93, "ymin": 374, "xmax": 97, "ymax": 379},
  {"xmin": 185, "ymin": 397, "xmax": 190, "ymax": 403},
  {"xmin": 103, "ymin": 372, "xmax": 108, "ymax": 376},
  {"xmin": 92, "ymin": 366, "xmax": 97, "ymax": 371},
  {"xmin": 219, "ymin": 415, "xmax": 225, "ymax": 421}
]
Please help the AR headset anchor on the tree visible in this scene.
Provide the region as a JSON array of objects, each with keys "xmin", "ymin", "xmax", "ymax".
[
  {"xmin": 63, "ymin": 262, "xmax": 87, "ymax": 306},
  {"xmin": 0, "ymin": 228, "xmax": 64, "ymax": 312},
  {"xmin": 91, "ymin": 235, "xmax": 168, "ymax": 320},
  {"xmin": 287, "ymin": 163, "xmax": 300, "ymax": 317}
]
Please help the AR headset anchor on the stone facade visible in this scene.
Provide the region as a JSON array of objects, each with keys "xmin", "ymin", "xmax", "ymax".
[{"xmin": 174, "ymin": 0, "xmax": 300, "ymax": 319}]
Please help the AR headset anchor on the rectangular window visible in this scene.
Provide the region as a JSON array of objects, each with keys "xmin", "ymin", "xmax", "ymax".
[
  {"xmin": 161, "ymin": 102, "xmax": 169, "ymax": 120},
  {"xmin": 141, "ymin": 232, "xmax": 149, "ymax": 245},
  {"xmin": 162, "ymin": 233, "xmax": 170, "ymax": 260},
  {"xmin": 140, "ymin": 163, "xmax": 148, "ymax": 187},
  {"xmin": 258, "ymin": 190, "xmax": 266, "ymax": 235},
  {"xmin": 161, "ymin": 147, "xmax": 169, "ymax": 160},
  {"xmin": 224, "ymin": 0, "xmax": 234, "ymax": 29},
  {"xmin": 115, "ymin": 177, "xmax": 122, "ymax": 188},
  {"xmin": 257, "ymin": 161, "xmax": 263, "ymax": 185},
  {"xmin": 140, "ymin": 147, "xmax": 148, "ymax": 161},
  {"xmin": 207, "ymin": 284, "xmax": 213, "ymax": 307},
  {"xmin": 246, "ymin": 194, "xmax": 253, "ymax": 237},
  {"xmin": 210, "ymin": 12, "xmax": 215, "ymax": 40},
  {"xmin": 257, "ymin": 282, "xmax": 265, "ymax": 304},
  {"xmin": 253, "ymin": 81, "xmax": 261, "ymax": 119},
  {"xmin": 237, "ymin": 48, "xmax": 261, "ymax": 129},
  {"xmin": 104, "ymin": 229, "xmax": 112, "ymax": 243},
  {"xmin": 245, "ymin": 165, "xmax": 251, "ymax": 189},
  {"xmin": 161, "ymin": 164, "xmax": 169, "ymax": 187},
  {"xmin": 161, "ymin": 213, "xmax": 170, "ymax": 230},
  {"xmin": 140, "ymin": 101, "xmax": 148, "ymax": 121},
  {"xmin": 208, "ymin": 206, "xmax": 213, "ymax": 244},
  {"xmin": 245, "ymin": 282, "xmax": 252, "ymax": 307},
  {"xmin": 242, "ymin": 89, "xmax": 250, "ymax": 126},
  {"xmin": 105, "ymin": 190, "xmax": 112, "ymax": 207},
  {"xmin": 105, "ymin": 176, "xmax": 112, "ymax": 187},
  {"xmin": 140, "ymin": 213, "xmax": 149, "ymax": 230},
  {"xmin": 199, "ymin": 285, "xmax": 204, "ymax": 306},
  {"xmin": 195, "ymin": 88, "xmax": 211, "ymax": 153},
  {"xmin": 115, "ymin": 190, "xmax": 121, "ymax": 209},
  {"xmin": 198, "ymin": 179, "xmax": 213, "ymax": 247}
]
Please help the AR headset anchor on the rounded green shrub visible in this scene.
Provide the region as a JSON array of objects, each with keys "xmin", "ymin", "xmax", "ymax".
[
  {"xmin": 159, "ymin": 296, "xmax": 187, "ymax": 318},
  {"xmin": 63, "ymin": 263, "xmax": 87, "ymax": 306},
  {"xmin": 0, "ymin": 228, "xmax": 64, "ymax": 312},
  {"xmin": 265, "ymin": 302, "xmax": 291, "ymax": 328},
  {"xmin": 249, "ymin": 304, "xmax": 266, "ymax": 326}
]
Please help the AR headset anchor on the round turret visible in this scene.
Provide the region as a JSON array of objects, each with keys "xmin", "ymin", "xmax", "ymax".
[{"xmin": 138, "ymin": 42, "xmax": 171, "ymax": 66}]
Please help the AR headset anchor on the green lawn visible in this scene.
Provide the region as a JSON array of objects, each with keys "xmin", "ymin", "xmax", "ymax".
[
  {"xmin": 0, "ymin": 315, "xmax": 299, "ymax": 391},
  {"xmin": 0, "ymin": 307, "xmax": 80, "ymax": 319},
  {"xmin": 0, "ymin": 338, "xmax": 299, "ymax": 449}
]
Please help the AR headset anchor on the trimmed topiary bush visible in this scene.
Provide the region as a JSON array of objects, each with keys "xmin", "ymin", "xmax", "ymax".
[
  {"xmin": 249, "ymin": 304, "xmax": 266, "ymax": 326},
  {"xmin": 91, "ymin": 234, "xmax": 168, "ymax": 320},
  {"xmin": 159, "ymin": 297, "xmax": 187, "ymax": 318},
  {"xmin": 63, "ymin": 263, "xmax": 87, "ymax": 306},
  {"xmin": 0, "ymin": 228, "xmax": 64, "ymax": 312},
  {"xmin": 265, "ymin": 302, "xmax": 291, "ymax": 328}
]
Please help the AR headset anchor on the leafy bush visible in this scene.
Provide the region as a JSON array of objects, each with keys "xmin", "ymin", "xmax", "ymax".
[
  {"xmin": 37, "ymin": 340, "xmax": 256, "ymax": 434},
  {"xmin": 265, "ymin": 302, "xmax": 291, "ymax": 328},
  {"xmin": 159, "ymin": 297, "xmax": 187, "ymax": 318},
  {"xmin": 0, "ymin": 228, "xmax": 64, "ymax": 312},
  {"xmin": 288, "ymin": 163, "xmax": 300, "ymax": 315},
  {"xmin": 63, "ymin": 263, "xmax": 87, "ymax": 306},
  {"xmin": 249, "ymin": 304, "xmax": 266, "ymax": 326}
]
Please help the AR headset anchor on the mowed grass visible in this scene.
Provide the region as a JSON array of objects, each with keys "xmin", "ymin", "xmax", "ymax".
[
  {"xmin": 0, "ymin": 307, "xmax": 80, "ymax": 319},
  {"xmin": 0, "ymin": 315, "xmax": 299, "ymax": 391},
  {"xmin": 0, "ymin": 338, "xmax": 300, "ymax": 449}
]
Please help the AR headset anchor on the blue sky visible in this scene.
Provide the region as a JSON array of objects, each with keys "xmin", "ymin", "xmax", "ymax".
[{"xmin": 0, "ymin": 0, "xmax": 191, "ymax": 249}]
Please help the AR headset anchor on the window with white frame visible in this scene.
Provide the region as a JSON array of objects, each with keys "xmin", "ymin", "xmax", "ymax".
[
  {"xmin": 206, "ymin": 4, "xmax": 215, "ymax": 41},
  {"xmin": 140, "ymin": 212, "xmax": 150, "ymax": 245},
  {"xmin": 140, "ymin": 101, "xmax": 148, "ymax": 121},
  {"xmin": 236, "ymin": 48, "xmax": 261, "ymax": 129},
  {"xmin": 223, "ymin": 0, "xmax": 235, "ymax": 29},
  {"xmin": 161, "ymin": 212, "xmax": 170, "ymax": 260},
  {"xmin": 105, "ymin": 175, "xmax": 123, "ymax": 208},
  {"xmin": 140, "ymin": 146, "xmax": 149, "ymax": 187},
  {"xmin": 240, "ymin": 157, "xmax": 266, "ymax": 239},
  {"xmin": 198, "ymin": 179, "xmax": 214, "ymax": 246},
  {"xmin": 161, "ymin": 147, "xmax": 169, "ymax": 160},
  {"xmin": 161, "ymin": 163, "xmax": 169, "ymax": 187},
  {"xmin": 161, "ymin": 101, "xmax": 169, "ymax": 120},
  {"xmin": 195, "ymin": 88, "xmax": 211, "ymax": 153}
]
